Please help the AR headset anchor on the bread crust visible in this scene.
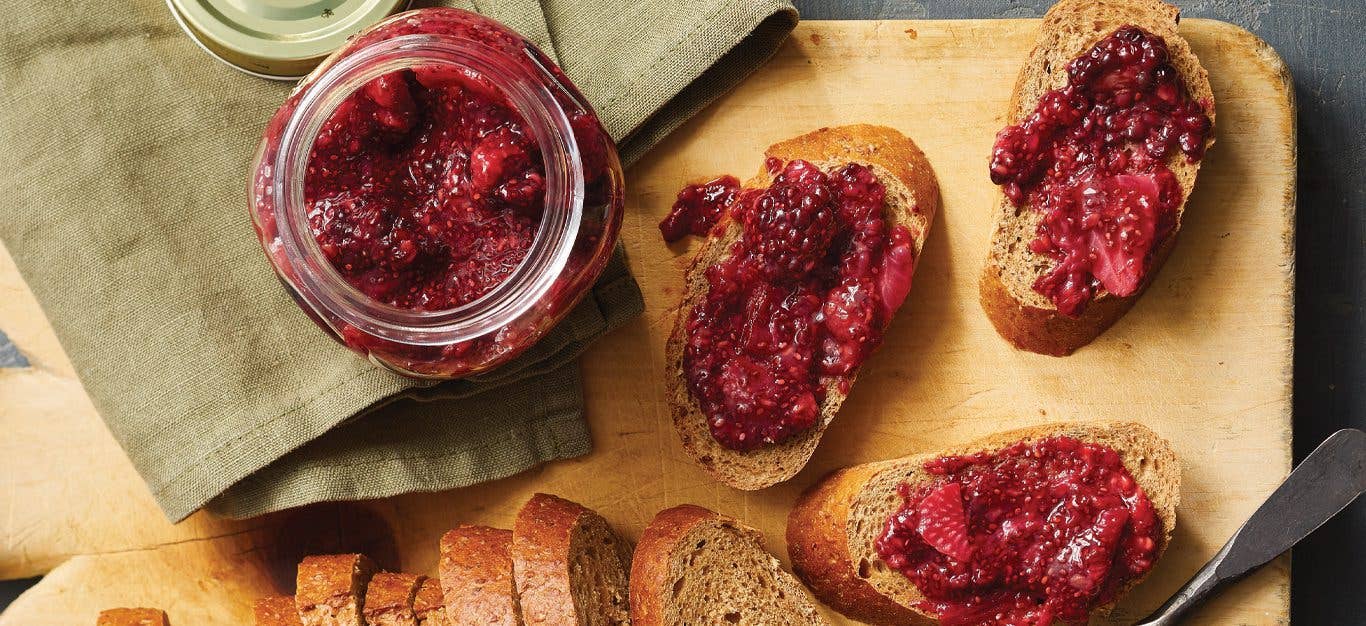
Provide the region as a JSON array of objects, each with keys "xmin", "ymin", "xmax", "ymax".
[
  {"xmin": 412, "ymin": 577, "xmax": 447, "ymax": 626},
  {"xmin": 628, "ymin": 505, "xmax": 720, "ymax": 625},
  {"xmin": 788, "ymin": 421, "xmax": 1181, "ymax": 625},
  {"xmin": 253, "ymin": 596, "xmax": 304, "ymax": 626},
  {"xmin": 513, "ymin": 494, "xmax": 587, "ymax": 625},
  {"xmin": 95, "ymin": 608, "xmax": 170, "ymax": 626},
  {"xmin": 439, "ymin": 526, "xmax": 521, "ymax": 626},
  {"xmin": 363, "ymin": 572, "xmax": 423, "ymax": 626},
  {"xmin": 666, "ymin": 124, "xmax": 941, "ymax": 490},
  {"xmin": 296, "ymin": 553, "xmax": 375, "ymax": 626},
  {"xmin": 980, "ymin": 0, "xmax": 1216, "ymax": 356},
  {"xmin": 512, "ymin": 493, "xmax": 631, "ymax": 626}
]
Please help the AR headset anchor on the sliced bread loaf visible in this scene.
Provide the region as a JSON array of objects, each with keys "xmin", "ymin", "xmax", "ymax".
[
  {"xmin": 439, "ymin": 525, "xmax": 522, "ymax": 626},
  {"xmin": 513, "ymin": 493, "xmax": 632, "ymax": 625},
  {"xmin": 295, "ymin": 553, "xmax": 376, "ymax": 626},
  {"xmin": 666, "ymin": 124, "xmax": 940, "ymax": 490},
  {"xmin": 980, "ymin": 0, "xmax": 1216, "ymax": 355},
  {"xmin": 363, "ymin": 572, "xmax": 424, "ymax": 626},
  {"xmin": 787, "ymin": 421, "xmax": 1180, "ymax": 625},
  {"xmin": 95, "ymin": 608, "xmax": 170, "ymax": 626},
  {"xmin": 253, "ymin": 596, "xmax": 304, "ymax": 626},
  {"xmin": 629, "ymin": 505, "xmax": 828, "ymax": 625}
]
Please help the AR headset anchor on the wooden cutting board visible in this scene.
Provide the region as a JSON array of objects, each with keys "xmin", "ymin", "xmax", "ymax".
[{"xmin": 0, "ymin": 18, "xmax": 1294, "ymax": 625}]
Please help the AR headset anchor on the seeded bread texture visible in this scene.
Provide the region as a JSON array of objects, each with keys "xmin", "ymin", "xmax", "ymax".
[
  {"xmin": 787, "ymin": 421, "xmax": 1181, "ymax": 626},
  {"xmin": 513, "ymin": 493, "xmax": 633, "ymax": 625},
  {"xmin": 629, "ymin": 505, "xmax": 828, "ymax": 626},
  {"xmin": 295, "ymin": 553, "xmax": 376, "ymax": 626},
  {"xmin": 363, "ymin": 572, "xmax": 424, "ymax": 626},
  {"xmin": 254, "ymin": 596, "xmax": 304, "ymax": 626},
  {"xmin": 439, "ymin": 525, "xmax": 523, "ymax": 626},
  {"xmin": 980, "ymin": 0, "xmax": 1216, "ymax": 356},
  {"xmin": 95, "ymin": 608, "xmax": 170, "ymax": 626},
  {"xmin": 665, "ymin": 124, "xmax": 941, "ymax": 491}
]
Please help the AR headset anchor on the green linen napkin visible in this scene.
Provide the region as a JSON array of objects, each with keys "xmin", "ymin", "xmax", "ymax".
[{"xmin": 0, "ymin": 0, "xmax": 796, "ymax": 520}]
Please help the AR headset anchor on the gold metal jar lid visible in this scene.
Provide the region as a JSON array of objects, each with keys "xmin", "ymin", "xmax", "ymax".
[{"xmin": 167, "ymin": 0, "xmax": 411, "ymax": 80}]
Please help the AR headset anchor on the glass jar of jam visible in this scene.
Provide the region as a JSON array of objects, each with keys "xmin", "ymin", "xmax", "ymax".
[{"xmin": 249, "ymin": 8, "xmax": 624, "ymax": 379}]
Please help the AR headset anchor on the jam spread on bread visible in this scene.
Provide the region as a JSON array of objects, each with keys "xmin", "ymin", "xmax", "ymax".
[
  {"xmin": 682, "ymin": 160, "xmax": 915, "ymax": 450},
  {"xmin": 659, "ymin": 176, "xmax": 741, "ymax": 242},
  {"xmin": 989, "ymin": 26, "xmax": 1212, "ymax": 317},
  {"xmin": 875, "ymin": 436, "xmax": 1161, "ymax": 626}
]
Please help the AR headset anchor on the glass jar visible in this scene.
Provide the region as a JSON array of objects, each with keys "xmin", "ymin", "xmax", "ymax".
[{"xmin": 248, "ymin": 8, "xmax": 624, "ymax": 379}]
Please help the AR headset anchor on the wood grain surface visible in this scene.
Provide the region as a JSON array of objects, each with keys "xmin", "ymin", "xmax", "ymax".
[{"xmin": 0, "ymin": 18, "xmax": 1294, "ymax": 625}]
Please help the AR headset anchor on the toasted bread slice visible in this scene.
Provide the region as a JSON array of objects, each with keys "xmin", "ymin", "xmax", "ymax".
[
  {"xmin": 254, "ymin": 596, "xmax": 304, "ymax": 626},
  {"xmin": 413, "ymin": 578, "xmax": 448, "ymax": 626},
  {"xmin": 980, "ymin": 0, "xmax": 1216, "ymax": 356},
  {"xmin": 363, "ymin": 572, "xmax": 424, "ymax": 626},
  {"xmin": 439, "ymin": 525, "xmax": 523, "ymax": 626},
  {"xmin": 512, "ymin": 493, "xmax": 632, "ymax": 625},
  {"xmin": 666, "ymin": 124, "xmax": 941, "ymax": 490},
  {"xmin": 787, "ymin": 421, "xmax": 1180, "ymax": 625},
  {"xmin": 96, "ymin": 608, "xmax": 170, "ymax": 626},
  {"xmin": 629, "ymin": 505, "xmax": 828, "ymax": 625},
  {"xmin": 296, "ymin": 554, "xmax": 376, "ymax": 626}
]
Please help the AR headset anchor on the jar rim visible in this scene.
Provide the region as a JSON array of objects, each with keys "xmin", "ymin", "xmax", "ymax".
[{"xmin": 271, "ymin": 32, "xmax": 585, "ymax": 346}]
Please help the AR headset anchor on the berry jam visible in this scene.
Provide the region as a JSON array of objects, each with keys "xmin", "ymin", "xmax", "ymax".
[
  {"xmin": 306, "ymin": 67, "xmax": 545, "ymax": 310},
  {"xmin": 658, "ymin": 175, "xmax": 741, "ymax": 242},
  {"xmin": 874, "ymin": 436, "xmax": 1161, "ymax": 626},
  {"xmin": 682, "ymin": 160, "xmax": 916, "ymax": 450},
  {"xmin": 249, "ymin": 8, "xmax": 623, "ymax": 378},
  {"xmin": 989, "ymin": 26, "xmax": 1212, "ymax": 317}
]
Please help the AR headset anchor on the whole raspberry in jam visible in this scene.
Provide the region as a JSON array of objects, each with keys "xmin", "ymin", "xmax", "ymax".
[
  {"xmin": 682, "ymin": 160, "xmax": 915, "ymax": 450},
  {"xmin": 745, "ymin": 160, "xmax": 839, "ymax": 277},
  {"xmin": 988, "ymin": 25, "xmax": 1211, "ymax": 317},
  {"xmin": 874, "ymin": 436, "xmax": 1162, "ymax": 625}
]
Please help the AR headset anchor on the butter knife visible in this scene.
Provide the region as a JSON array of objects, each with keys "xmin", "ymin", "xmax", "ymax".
[{"xmin": 1135, "ymin": 428, "xmax": 1366, "ymax": 625}]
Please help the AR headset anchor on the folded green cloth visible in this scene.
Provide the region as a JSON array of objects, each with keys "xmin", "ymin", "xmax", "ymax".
[{"xmin": 0, "ymin": 0, "xmax": 796, "ymax": 520}]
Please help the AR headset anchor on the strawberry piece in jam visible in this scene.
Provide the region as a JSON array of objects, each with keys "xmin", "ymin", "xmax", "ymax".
[{"xmin": 915, "ymin": 482, "xmax": 974, "ymax": 563}]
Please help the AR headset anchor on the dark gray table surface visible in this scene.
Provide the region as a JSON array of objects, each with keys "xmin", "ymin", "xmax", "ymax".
[{"xmin": 2, "ymin": 0, "xmax": 1361, "ymax": 621}]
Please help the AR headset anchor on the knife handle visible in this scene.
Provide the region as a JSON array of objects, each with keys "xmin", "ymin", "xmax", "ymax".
[{"xmin": 1136, "ymin": 428, "xmax": 1366, "ymax": 625}]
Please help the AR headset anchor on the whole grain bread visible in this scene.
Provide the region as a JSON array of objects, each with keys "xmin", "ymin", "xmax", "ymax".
[
  {"xmin": 363, "ymin": 572, "xmax": 424, "ymax": 626},
  {"xmin": 666, "ymin": 124, "xmax": 941, "ymax": 491},
  {"xmin": 439, "ymin": 525, "xmax": 522, "ymax": 626},
  {"xmin": 295, "ymin": 553, "xmax": 376, "ymax": 626},
  {"xmin": 512, "ymin": 493, "xmax": 632, "ymax": 625},
  {"xmin": 980, "ymin": 0, "xmax": 1216, "ymax": 356},
  {"xmin": 412, "ymin": 577, "xmax": 448, "ymax": 626},
  {"xmin": 95, "ymin": 608, "xmax": 170, "ymax": 626},
  {"xmin": 787, "ymin": 421, "xmax": 1180, "ymax": 625},
  {"xmin": 254, "ymin": 596, "xmax": 304, "ymax": 626},
  {"xmin": 629, "ymin": 505, "xmax": 828, "ymax": 626}
]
